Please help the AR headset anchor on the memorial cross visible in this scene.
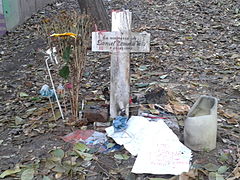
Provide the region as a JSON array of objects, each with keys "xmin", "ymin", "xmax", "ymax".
[{"xmin": 92, "ymin": 10, "xmax": 150, "ymax": 118}]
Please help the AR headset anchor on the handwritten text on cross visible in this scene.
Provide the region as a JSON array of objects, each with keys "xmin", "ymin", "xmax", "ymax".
[{"xmin": 92, "ymin": 32, "xmax": 150, "ymax": 53}]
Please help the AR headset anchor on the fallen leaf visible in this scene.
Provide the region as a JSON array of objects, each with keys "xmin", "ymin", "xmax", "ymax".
[
  {"xmin": 135, "ymin": 83, "xmax": 149, "ymax": 88},
  {"xmin": 159, "ymin": 74, "xmax": 168, "ymax": 79},
  {"xmin": 219, "ymin": 110, "xmax": 238, "ymax": 119},
  {"xmin": 21, "ymin": 169, "xmax": 34, "ymax": 180},
  {"xmin": 149, "ymin": 109, "xmax": 160, "ymax": 115},
  {"xmin": 185, "ymin": 36, "xmax": 193, "ymax": 40},
  {"xmin": 15, "ymin": 116, "xmax": 25, "ymax": 125},
  {"xmin": 164, "ymin": 104, "xmax": 174, "ymax": 114},
  {"xmin": 30, "ymin": 97, "xmax": 41, "ymax": 101},
  {"xmin": 20, "ymin": 92, "xmax": 29, "ymax": 97},
  {"xmin": 50, "ymin": 149, "xmax": 64, "ymax": 162},
  {"xmin": 227, "ymin": 162, "xmax": 240, "ymax": 180},
  {"xmin": 178, "ymin": 169, "xmax": 198, "ymax": 180},
  {"xmin": 114, "ymin": 154, "xmax": 129, "ymax": 160},
  {"xmin": 26, "ymin": 108, "xmax": 37, "ymax": 113},
  {"xmin": 203, "ymin": 163, "xmax": 219, "ymax": 172},
  {"xmin": 42, "ymin": 176, "xmax": 51, "ymax": 180},
  {"xmin": 33, "ymin": 107, "xmax": 51, "ymax": 116},
  {"xmin": 75, "ymin": 150, "xmax": 93, "ymax": 161},
  {"xmin": 55, "ymin": 172, "xmax": 63, "ymax": 179},
  {"xmin": 209, "ymin": 172, "xmax": 224, "ymax": 180},
  {"xmin": 49, "ymin": 111, "xmax": 62, "ymax": 121},
  {"xmin": 52, "ymin": 165, "xmax": 66, "ymax": 173},
  {"xmin": 226, "ymin": 118, "xmax": 238, "ymax": 125},
  {"xmin": 168, "ymin": 101, "xmax": 190, "ymax": 115},
  {"xmin": 218, "ymin": 166, "xmax": 228, "ymax": 174},
  {"xmin": 44, "ymin": 160, "xmax": 56, "ymax": 170},
  {"xmin": 231, "ymin": 54, "xmax": 240, "ymax": 59},
  {"xmin": 0, "ymin": 166, "xmax": 21, "ymax": 178},
  {"xmin": 218, "ymin": 153, "xmax": 230, "ymax": 162},
  {"xmin": 208, "ymin": 172, "xmax": 216, "ymax": 180},
  {"xmin": 107, "ymin": 143, "xmax": 115, "ymax": 149},
  {"xmin": 138, "ymin": 65, "xmax": 149, "ymax": 71},
  {"xmin": 74, "ymin": 143, "xmax": 89, "ymax": 152}
]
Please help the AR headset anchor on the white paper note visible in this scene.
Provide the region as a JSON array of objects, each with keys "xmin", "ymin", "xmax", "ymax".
[
  {"xmin": 131, "ymin": 121, "xmax": 192, "ymax": 175},
  {"xmin": 106, "ymin": 116, "xmax": 192, "ymax": 175}
]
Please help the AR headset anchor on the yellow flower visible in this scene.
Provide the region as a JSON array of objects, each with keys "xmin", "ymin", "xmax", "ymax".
[{"xmin": 50, "ymin": 33, "xmax": 77, "ymax": 38}]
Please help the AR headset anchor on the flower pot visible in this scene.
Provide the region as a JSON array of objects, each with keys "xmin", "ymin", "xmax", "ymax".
[{"xmin": 184, "ymin": 95, "xmax": 218, "ymax": 151}]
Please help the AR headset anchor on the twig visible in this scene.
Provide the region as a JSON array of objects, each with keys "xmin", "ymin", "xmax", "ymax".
[{"xmin": 49, "ymin": 97, "xmax": 56, "ymax": 121}]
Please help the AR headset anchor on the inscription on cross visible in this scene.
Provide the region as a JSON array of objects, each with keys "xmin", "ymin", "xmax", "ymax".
[{"xmin": 92, "ymin": 10, "xmax": 150, "ymax": 118}]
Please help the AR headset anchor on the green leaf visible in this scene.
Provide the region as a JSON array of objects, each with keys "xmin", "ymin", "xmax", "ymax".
[
  {"xmin": 208, "ymin": 172, "xmax": 215, "ymax": 180},
  {"xmin": 114, "ymin": 154, "xmax": 130, "ymax": 160},
  {"xmin": 107, "ymin": 143, "xmax": 115, "ymax": 149},
  {"xmin": 138, "ymin": 65, "xmax": 149, "ymax": 71},
  {"xmin": 216, "ymin": 173, "xmax": 224, "ymax": 180},
  {"xmin": 0, "ymin": 167, "xmax": 21, "ymax": 178},
  {"xmin": 43, "ymin": 176, "xmax": 52, "ymax": 180},
  {"xmin": 203, "ymin": 163, "xmax": 219, "ymax": 172},
  {"xmin": 185, "ymin": 36, "xmax": 193, "ymax": 40},
  {"xmin": 59, "ymin": 65, "xmax": 70, "ymax": 80},
  {"xmin": 135, "ymin": 83, "xmax": 149, "ymax": 88},
  {"xmin": 218, "ymin": 153, "xmax": 230, "ymax": 162},
  {"xmin": 74, "ymin": 143, "xmax": 89, "ymax": 152},
  {"xmin": 21, "ymin": 169, "xmax": 34, "ymax": 180},
  {"xmin": 52, "ymin": 165, "xmax": 66, "ymax": 173},
  {"xmin": 31, "ymin": 97, "xmax": 41, "ymax": 101},
  {"xmin": 218, "ymin": 166, "xmax": 228, "ymax": 174},
  {"xmin": 63, "ymin": 46, "xmax": 71, "ymax": 62},
  {"xmin": 20, "ymin": 92, "xmax": 29, "ymax": 97},
  {"xmin": 50, "ymin": 149, "xmax": 64, "ymax": 162},
  {"xmin": 44, "ymin": 160, "xmax": 56, "ymax": 170},
  {"xmin": 159, "ymin": 74, "xmax": 168, "ymax": 79},
  {"xmin": 75, "ymin": 150, "xmax": 93, "ymax": 161},
  {"xmin": 208, "ymin": 172, "xmax": 224, "ymax": 180}
]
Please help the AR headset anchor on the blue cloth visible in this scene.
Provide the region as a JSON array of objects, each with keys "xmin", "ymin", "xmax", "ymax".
[
  {"xmin": 113, "ymin": 116, "xmax": 128, "ymax": 132},
  {"xmin": 40, "ymin": 84, "xmax": 55, "ymax": 99}
]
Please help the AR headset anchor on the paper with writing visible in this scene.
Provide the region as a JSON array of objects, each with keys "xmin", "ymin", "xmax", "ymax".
[
  {"xmin": 92, "ymin": 31, "xmax": 150, "ymax": 53},
  {"xmin": 131, "ymin": 120, "xmax": 192, "ymax": 175},
  {"xmin": 106, "ymin": 116, "xmax": 192, "ymax": 175}
]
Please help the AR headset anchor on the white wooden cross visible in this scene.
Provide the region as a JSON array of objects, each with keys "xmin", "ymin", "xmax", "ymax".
[{"xmin": 92, "ymin": 10, "xmax": 150, "ymax": 118}]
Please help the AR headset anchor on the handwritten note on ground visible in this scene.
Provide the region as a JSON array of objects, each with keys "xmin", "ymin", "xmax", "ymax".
[
  {"xmin": 106, "ymin": 116, "xmax": 192, "ymax": 175},
  {"xmin": 131, "ymin": 120, "xmax": 192, "ymax": 175}
]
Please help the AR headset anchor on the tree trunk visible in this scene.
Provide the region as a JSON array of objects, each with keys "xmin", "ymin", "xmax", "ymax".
[{"xmin": 77, "ymin": 0, "xmax": 110, "ymax": 31}]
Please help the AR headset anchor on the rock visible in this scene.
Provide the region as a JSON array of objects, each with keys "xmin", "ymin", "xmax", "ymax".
[{"xmin": 83, "ymin": 109, "xmax": 109, "ymax": 123}]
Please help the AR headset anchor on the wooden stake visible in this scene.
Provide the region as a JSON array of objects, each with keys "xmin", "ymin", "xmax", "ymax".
[{"xmin": 110, "ymin": 10, "xmax": 132, "ymax": 118}]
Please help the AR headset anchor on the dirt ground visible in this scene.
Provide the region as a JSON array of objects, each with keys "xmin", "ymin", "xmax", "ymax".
[{"xmin": 0, "ymin": 0, "xmax": 239, "ymax": 179}]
